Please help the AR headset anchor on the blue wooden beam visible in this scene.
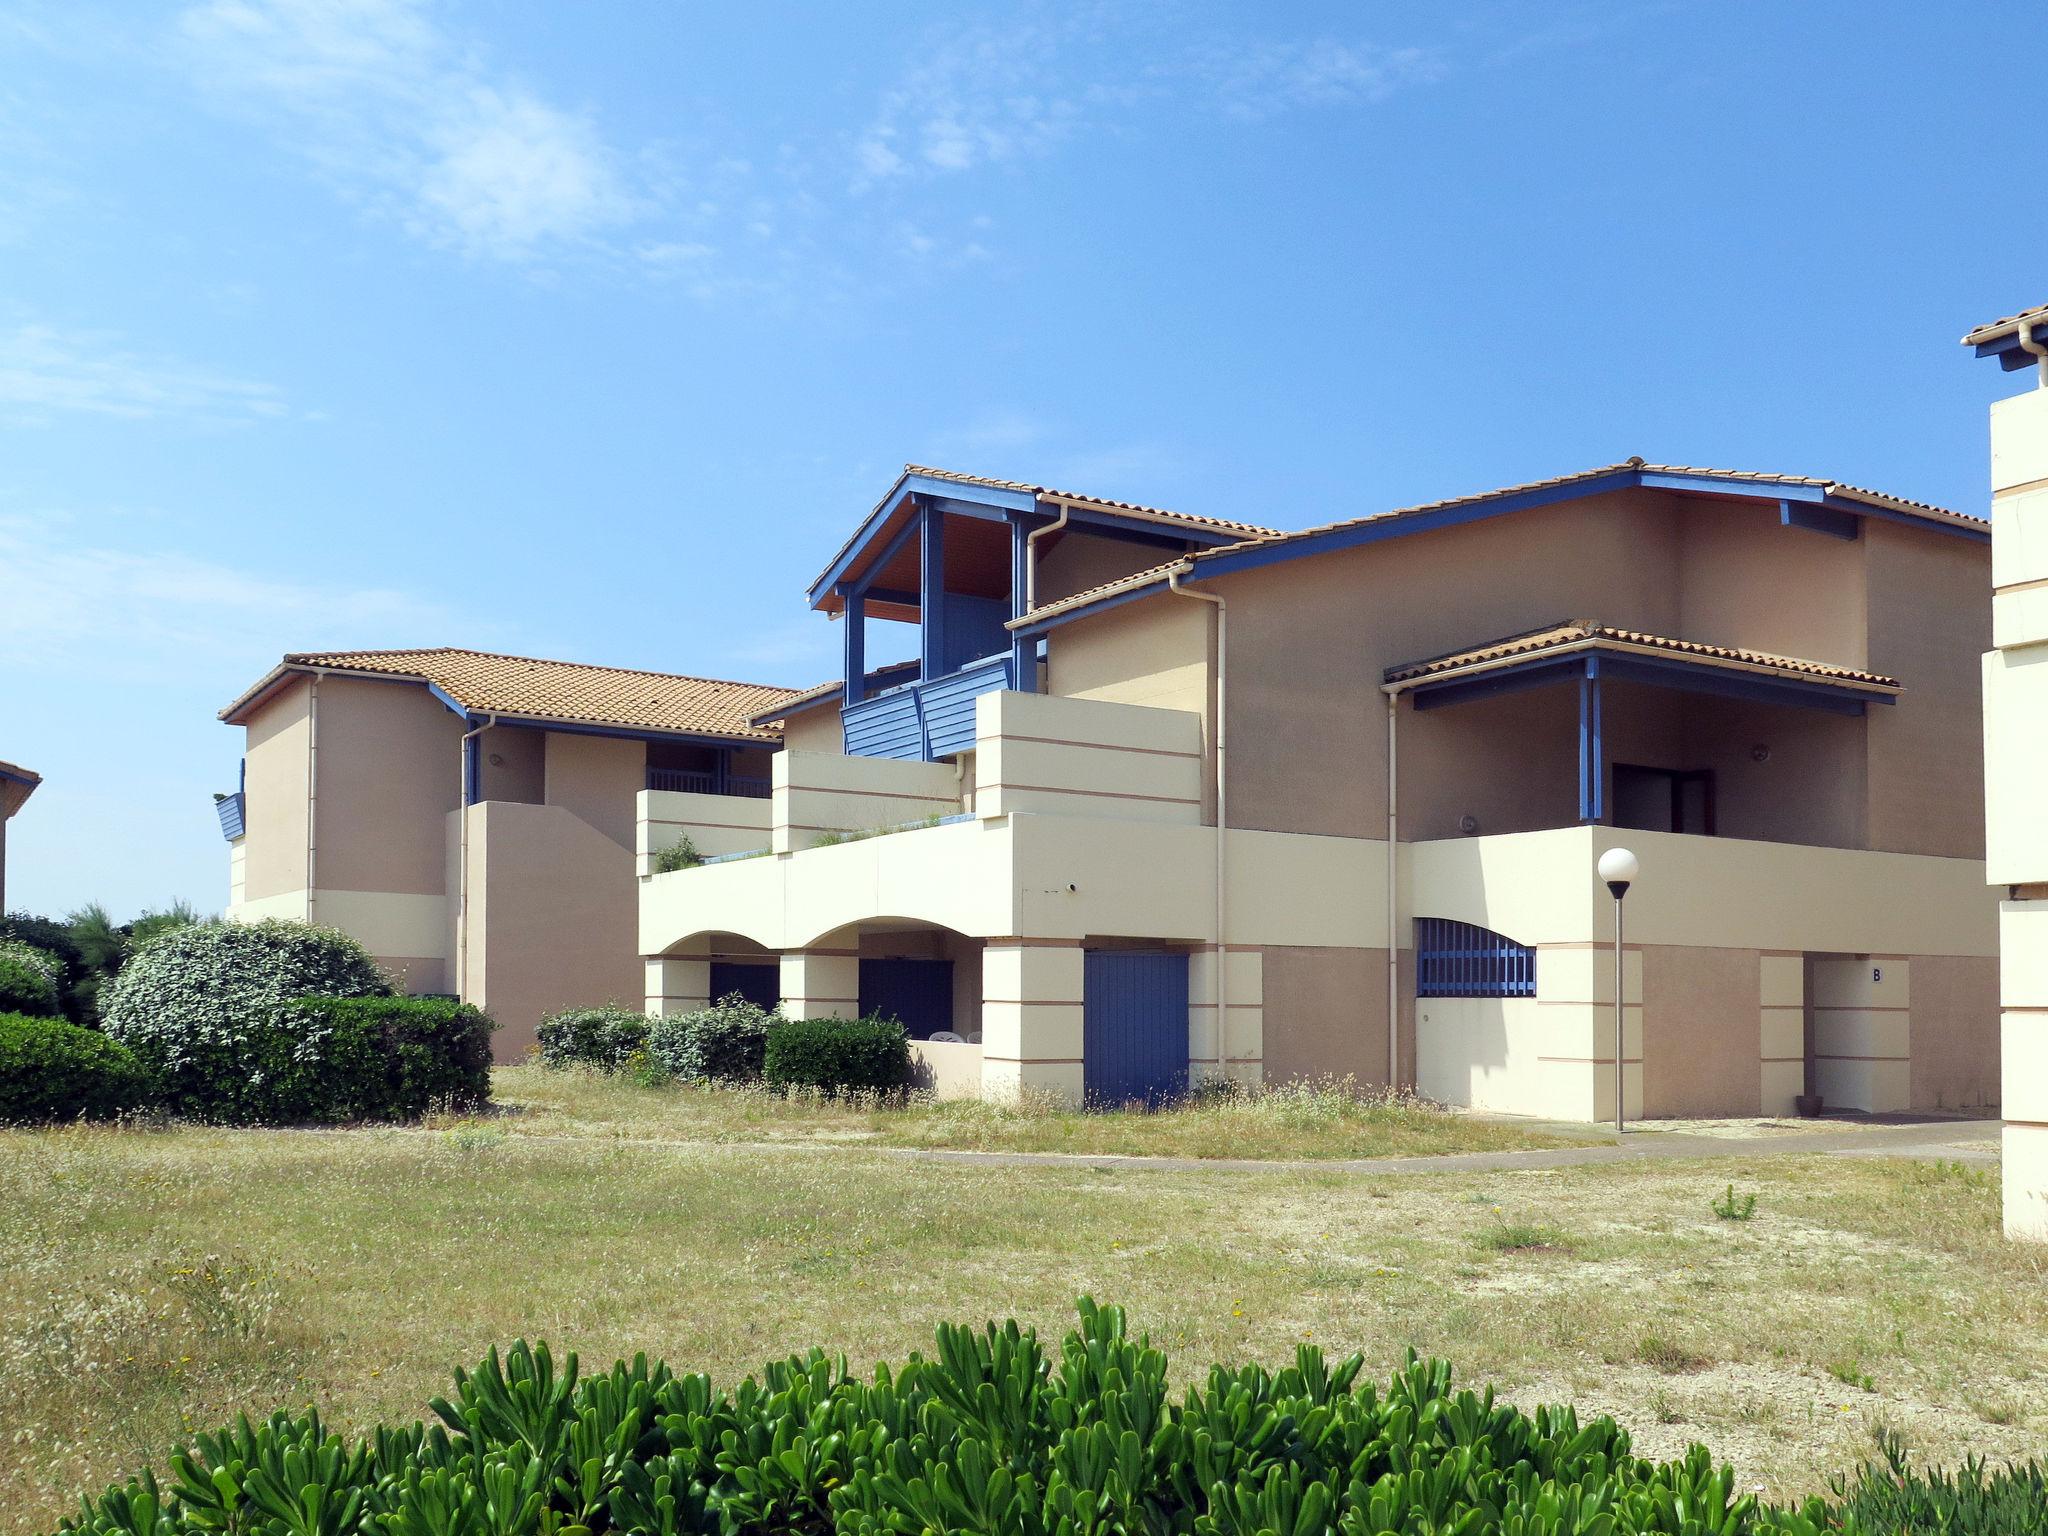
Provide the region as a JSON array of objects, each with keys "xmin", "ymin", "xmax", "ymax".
[
  {"xmin": 1780, "ymin": 499, "xmax": 1859, "ymax": 540},
  {"xmin": 807, "ymin": 472, "xmax": 1036, "ymax": 605},
  {"xmin": 843, "ymin": 589, "xmax": 866, "ymax": 706},
  {"xmin": 462, "ymin": 732, "xmax": 481, "ymax": 807},
  {"xmin": 842, "ymin": 512, "xmax": 923, "ymax": 604},
  {"xmin": 1407, "ymin": 655, "xmax": 1584, "ymax": 711},
  {"xmin": 1577, "ymin": 660, "xmax": 1604, "ymax": 823},
  {"xmin": 1008, "ymin": 511, "xmax": 1035, "ymax": 692},
  {"xmin": 1597, "ymin": 653, "xmax": 1876, "ymax": 715},
  {"xmin": 858, "ymin": 586, "xmax": 921, "ymax": 609},
  {"xmin": 919, "ymin": 498, "xmax": 946, "ymax": 681}
]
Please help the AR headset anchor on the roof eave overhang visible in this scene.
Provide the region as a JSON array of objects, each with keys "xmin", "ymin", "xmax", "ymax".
[
  {"xmin": 1005, "ymin": 467, "xmax": 1984, "ymax": 640},
  {"xmin": 218, "ymin": 660, "xmax": 434, "ymax": 724},
  {"xmin": 1385, "ymin": 637, "xmax": 1900, "ymax": 718}
]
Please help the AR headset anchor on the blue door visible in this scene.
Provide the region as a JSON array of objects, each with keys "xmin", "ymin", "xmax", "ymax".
[
  {"xmin": 859, "ymin": 958, "xmax": 954, "ymax": 1038},
  {"xmin": 1083, "ymin": 950, "xmax": 1189, "ymax": 1107},
  {"xmin": 709, "ymin": 962, "xmax": 779, "ymax": 1011}
]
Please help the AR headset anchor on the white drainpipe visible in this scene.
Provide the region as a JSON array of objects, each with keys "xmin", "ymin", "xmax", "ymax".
[
  {"xmin": 1383, "ymin": 686, "xmax": 1401, "ymax": 1089},
  {"xmin": 1167, "ymin": 564, "xmax": 1228, "ymax": 1080},
  {"xmin": 2019, "ymin": 318, "xmax": 2048, "ymax": 387},
  {"xmin": 1024, "ymin": 500, "xmax": 1073, "ymax": 613},
  {"xmin": 456, "ymin": 715, "xmax": 497, "ymax": 999},
  {"xmin": 305, "ymin": 672, "xmax": 322, "ymax": 925}
]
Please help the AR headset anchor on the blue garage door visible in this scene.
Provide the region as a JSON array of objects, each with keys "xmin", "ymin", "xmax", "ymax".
[
  {"xmin": 709, "ymin": 962, "xmax": 779, "ymax": 1012},
  {"xmin": 859, "ymin": 958, "xmax": 954, "ymax": 1038},
  {"xmin": 1083, "ymin": 950, "xmax": 1189, "ymax": 1107}
]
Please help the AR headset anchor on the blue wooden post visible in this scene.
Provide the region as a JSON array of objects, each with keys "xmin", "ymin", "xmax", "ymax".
[
  {"xmin": 1008, "ymin": 511, "xmax": 1035, "ymax": 691},
  {"xmin": 1577, "ymin": 659, "xmax": 1604, "ymax": 822},
  {"xmin": 462, "ymin": 730, "xmax": 481, "ymax": 806},
  {"xmin": 920, "ymin": 499, "xmax": 946, "ymax": 681},
  {"xmin": 713, "ymin": 747, "xmax": 730, "ymax": 795},
  {"xmin": 843, "ymin": 588, "xmax": 866, "ymax": 706}
]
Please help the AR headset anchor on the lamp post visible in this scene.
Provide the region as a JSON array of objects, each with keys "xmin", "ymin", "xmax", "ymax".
[{"xmin": 1597, "ymin": 847, "xmax": 1639, "ymax": 1135}]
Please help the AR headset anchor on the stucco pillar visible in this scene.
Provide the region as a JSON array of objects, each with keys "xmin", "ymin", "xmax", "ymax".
[
  {"xmin": 1535, "ymin": 944, "xmax": 1640, "ymax": 1124},
  {"xmin": 1759, "ymin": 952, "xmax": 1806, "ymax": 1114},
  {"xmin": 1810, "ymin": 958, "xmax": 1910, "ymax": 1112},
  {"xmin": 1190, "ymin": 947, "xmax": 1263, "ymax": 1089},
  {"xmin": 780, "ymin": 947, "xmax": 860, "ymax": 1020},
  {"xmin": 645, "ymin": 957, "xmax": 710, "ymax": 1017},
  {"xmin": 980, "ymin": 940, "xmax": 1084, "ymax": 1104},
  {"xmin": 1986, "ymin": 380, "xmax": 2048, "ymax": 1239}
]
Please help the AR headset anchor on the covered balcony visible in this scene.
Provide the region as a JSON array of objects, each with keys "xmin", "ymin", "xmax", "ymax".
[
  {"xmin": 1384, "ymin": 621, "xmax": 1903, "ymax": 850},
  {"xmin": 806, "ymin": 468, "xmax": 1254, "ymax": 761}
]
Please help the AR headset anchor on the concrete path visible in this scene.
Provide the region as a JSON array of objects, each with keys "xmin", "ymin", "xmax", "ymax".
[{"xmin": 843, "ymin": 1114, "xmax": 2001, "ymax": 1178}]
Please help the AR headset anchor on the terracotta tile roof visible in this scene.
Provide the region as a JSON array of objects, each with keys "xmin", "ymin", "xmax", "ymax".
[
  {"xmin": 1010, "ymin": 458, "xmax": 1980, "ymax": 629},
  {"xmin": 809, "ymin": 464, "xmax": 1281, "ymax": 599},
  {"xmin": 220, "ymin": 648, "xmax": 803, "ymax": 743},
  {"xmin": 1383, "ymin": 621, "xmax": 1902, "ymax": 691},
  {"xmin": 0, "ymin": 758, "xmax": 38, "ymax": 784},
  {"xmin": 1962, "ymin": 303, "xmax": 2048, "ymax": 348}
]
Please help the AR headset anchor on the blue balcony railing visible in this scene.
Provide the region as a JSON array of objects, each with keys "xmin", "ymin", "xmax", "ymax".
[
  {"xmin": 214, "ymin": 791, "xmax": 246, "ymax": 841},
  {"xmin": 842, "ymin": 654, "xmax": 1014, "ymax": 762},
  {"xmin": 646, "ymin": 768, "xmax": 772, "ymax": 798}
]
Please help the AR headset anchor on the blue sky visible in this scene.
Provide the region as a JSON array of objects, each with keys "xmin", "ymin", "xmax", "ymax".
[{"xmin": 1, "ymin": 0, "xmax": 2042, "ymax": 919}]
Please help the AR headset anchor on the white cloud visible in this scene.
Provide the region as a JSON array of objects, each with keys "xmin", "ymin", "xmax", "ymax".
[
  {"xmin": 1189, "ymin": 38, "xmax": 1445, "ymax": 120},
  {"xmin": 0, "ymin": 325, "xmax": 287, "ymax": 424},
  {"xmin": 178, "ymin": 0, "xmax": 635, "ymax": 261},
  {"xmin": 849, "ymin": 21, "xmax": 1079, "ymax": 189},
  {"xmin": 0, "ymin": 509, "xmax": 467, "ymax": 678}
]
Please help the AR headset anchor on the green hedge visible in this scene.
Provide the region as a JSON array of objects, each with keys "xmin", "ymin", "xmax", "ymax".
[
  {"xmin": 0, "ymin": 1012, "xmax": 151, "ymax": 1122},
  {"xmin": 55, "ymin": 1299, "xmax": 1978, "ymax": 1536},
  {"xmin": 268, "ymin": 996, "xmax": 495, "ymax": 1122},
  {"xmin": 647, "ymin": 994, "xmax": 775, "ymax": 1082},
  {"xmin": 763, "ymin": 1013, "xmax": 909, "ymax": 1094},
  {"xmin": 100, "ymin": 919, "xmax": 390, "ymax": 1122},
  {"xmin": 536, "ymin": 1005, "xmax": 650, "ymax": 1072},
  {"xmin": 0, "ymin": 939, "xmax": 62, "ymax": 1017}
]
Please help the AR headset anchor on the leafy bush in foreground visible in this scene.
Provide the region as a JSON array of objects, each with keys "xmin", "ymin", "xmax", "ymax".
[
  {"xmin": 0, "ymin": 938, "xmax": 63, "ymax": 1017},
  {"xmin": 1827, "ymin": 1433, "xmax": 2048, "ymax": 1533},
  {"xmin": 647, "ymin": 993, "xmax": 776, "ymax": 1082},
  {"xmin": 0, "ymin": 1012, "xmax": 151, "ymax": 1122},
  {"xmin": 536, "ymin": 1005, "xmax": 651, "ymax": 1072},
  {"xmin": 55, "ymin": 1298, "xmax": 1925, "ymax": 1536},
  {"xmin": 265, "ymin": 996, "xmax": 495, "ymax": 1122},
  {"xmin": 99, "ymin": 919, "xmax": 390, "ymax": 1122},
  {"xmin": 764, "ymin": 1013, "xmax": 909, "ymax": 1094}
]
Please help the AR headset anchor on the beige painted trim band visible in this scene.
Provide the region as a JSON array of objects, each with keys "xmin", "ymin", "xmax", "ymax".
[
  {"xmin": 1813, "ymin": 1052, "xmax": 1909, "ymax": 1062},
  {"xmin": 1992, "ymin": 474, "xmax": 2048, "ymax": 499},
  {"xmin": 978, "ymin": 732, "xmax": 1202, "ymax": 761},
  {"xmin": 1995, "ymin": 574, "xmax": 2048, "ymax": 597},
  {"xmin": 787, "ymin": 785, "xmax": 958, "ymax": 804},
  {"xmin": 1541, "ymin": 1055, "xmax": 1643, "ymax": 1065},
  {"xmin": 983, "ymin": 1055, "xmax": 1084, "ymax": 1065},
  {"xmin": 984, "ymin": 936, "xmax": 1083, "ymax": 949},
  {"xmin": 786, "ymin": 946, "xmax": 860, "ymax": 957},
  {"xmin": 982, "ymin": 781, "xmax": 1203, "ymax": 806},
  {"xmin": 983, "ymin": 997, "xmax": 1083, "ymax": 1007}
]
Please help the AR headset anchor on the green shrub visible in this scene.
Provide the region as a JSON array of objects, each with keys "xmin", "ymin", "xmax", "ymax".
[
  {"xmin": 1, "ymin": 913, "xmax": 84, "ymax": 1018},
  {"xmin": 0, "ymin": 939, "xmax": 61, "ymax": 1017},
  {"xmin": 763, "ymin": 1013, "xmax": 909, "ymax": 1094},
  {"xmin": 99, "ymin": 919, "xmax": 390, "ymax": 1123},
  {"xmin": 648, "ymin": 993, "xmax": 776, "ymax": 1082},
  {"xmin": 1827, "ymin": 1433, "xmax": 2048, "ymax": 1533},
  {"xmin": 56, "ymin": 1299, "xmax": 1870, "ymax": 1536},
  {"xmin": 264, "ymin": 996, "xmax": 494, "ymax": 1122},
  {"xmin": 0, "ymin": 1012, "xmax": 151, "ymax": 1121},
  {"xmin": 652, "ymin": 832, "xmax": 703, "ymax": 873},
  {"xmin": 536, "ymin": 1005, "xmax": 650, "ymax": 1072}
]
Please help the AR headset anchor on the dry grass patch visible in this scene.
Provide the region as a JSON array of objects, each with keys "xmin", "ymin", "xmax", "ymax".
[
  {"xmin": 2, "ymin": 1099, "xmax": 2044, "ymax": 1531},
  {"xmin": 487, "ymin": 1065, "xmax": 1585, "ymax": 1161}
]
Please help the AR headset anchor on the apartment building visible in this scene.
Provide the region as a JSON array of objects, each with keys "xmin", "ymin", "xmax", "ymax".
[
  {"xmin": 640, "ymin": 461, "xmax": 2000, "ymax": 1118},
  {"xmin": 1965, "ymin": 302, "xmax": 2048, "ymax": 1238},
  {"xmin": 218, "ymin": 649, "xmax": 801, "ymax": 1054}
]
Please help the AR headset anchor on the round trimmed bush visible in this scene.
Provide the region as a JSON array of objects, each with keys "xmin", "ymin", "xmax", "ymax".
[
  {"xmin": 100, "ymin": 919, "xmax": 389, "ymax": 1123},
  {"xmin": 0, "ymin": 938, "xmax": 62, "ymax": 1017},
  {"xmin": 536, "ymin": 1005, "xmax": 650, "ymax": 1072},
  {"xmin": 0, "ymin": 1011, "xmax": 151, "ymax": 1121},
  {"xmin": 647, "ymin": 994, "xmax": 775, "ymax": 1083}
]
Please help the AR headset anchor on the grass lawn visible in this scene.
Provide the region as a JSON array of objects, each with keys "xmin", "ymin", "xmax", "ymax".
[
  {"xmin": 2, "ymin": 1076, "xmax": 2044, "ymax": 1531},
  {"xmin": 489, "ymin": 1066, "xmax": 1589, "ymax": 1160}
]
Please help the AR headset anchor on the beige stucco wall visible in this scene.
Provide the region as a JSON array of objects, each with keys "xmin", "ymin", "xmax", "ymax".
[
  {"xmin": 780, "ymin": 703, "xmax": 843, "ymax": 755},
  {"xmin": 1865, "ymin": 521, "xmax": 1990, "ymax": 858},
  {"xmin": 1036, "ymin": 529, "xmax": 1185, "ymax": 606},
  {"xmin": 543, "ymin": 731, "xmax": 643, "ymax": 849},
  {"xmin": 240, "ymin": 681, "xmax": 312, "ymax": 901},
  {"xmin": 1260, "ymin": 945, "xmax": 1407, "ymax": 1089},
  {"xmin": 1676, "ymin": 498, "xmax": 1868, "ymax": 668},
  {"xmin": 314, "ymin": 676, "xmax": 463, "ymax": 896},
  {"xmin": 478, "ymin": 725, "xmax": 545, "ymax": 803},
  {"xmin": 465, "ymin": 799, "xmax": 639, "ymax": 1057},
  {"xmin": 1639, "ymin": 945, "xmax": 1763, "ymax": 1118}
]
